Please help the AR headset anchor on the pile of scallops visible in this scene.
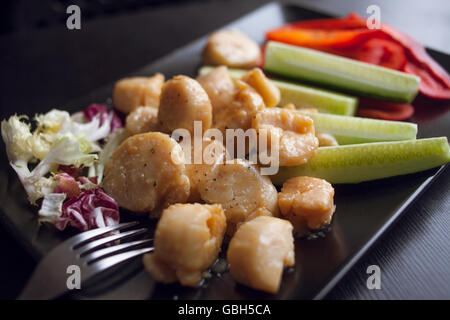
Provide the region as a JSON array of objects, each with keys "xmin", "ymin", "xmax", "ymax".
[{"xmin": 102, "ymin": 30, "xmax": 336, "ymax": 294}]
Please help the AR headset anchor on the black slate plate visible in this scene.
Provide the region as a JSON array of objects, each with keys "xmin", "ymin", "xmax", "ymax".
[{"xmin": 0, "ymin": 2, "xmax": 449, "ymax": 300}]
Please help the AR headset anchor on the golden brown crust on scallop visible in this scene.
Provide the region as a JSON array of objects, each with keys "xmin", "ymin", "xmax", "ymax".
[
  {"xmin": 143, "ymin": 203, "xmax": 226, "ymax": 286},
  {"xmin": 158, "ymin": 75, "xmax": 212, "ymax": 134},
  {"xmin": 102, "ymin": 132, "xmax": 190, "ymax": 213},
  {"xmin": 227, "ymin": 216, "xmax": 294, "ymax": 293},
  {"xmin": 278, "ymin": 176, "xmax": 335, "ymax": 235},
  {"xmin": 202, "ymin": 29, "xmax": 261, "ymax": 68},
  {"xmin": 125, "ymin": 106, "xmax": 159, "ymax": 135},
  {"xmin": 113, "ymin": 73, "xmax": 164, "ymax": 114}
]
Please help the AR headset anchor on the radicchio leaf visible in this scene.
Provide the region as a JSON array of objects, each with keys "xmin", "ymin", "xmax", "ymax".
[
  {"xmin": 54, "ymin": 173, "xmax": 81, "ymax": 198},
  {"xmin": 58, "ymin": 165, "xmax": 82, "ymax": 178},
  {"xmin": 55, "ymin": 187, "xmax": 119, "ymax": 231},
  {"xmin": 83, "ymin": 103, "xmax": 123, "ymax": 134}
]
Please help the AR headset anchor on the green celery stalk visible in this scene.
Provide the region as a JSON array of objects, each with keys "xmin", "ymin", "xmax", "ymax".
[
  {"xmin": 198, "ymin": 65, "xmax": 358, "ymax": 116},
  {"xmin": 264, "ymin": 41, "xmax": 420, "ymax": 103},
  {"xmin": 271, "ymin": 137, "xmax": 450, "ymax": 184},
  {"xmin": 304, "ymin": 112, "xmax": 417, "ymax": 144}
]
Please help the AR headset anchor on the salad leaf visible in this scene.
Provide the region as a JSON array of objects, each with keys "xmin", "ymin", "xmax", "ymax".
[
  {"xmin": 63, "ymin": 114, "xmax": 113, "ymax": 142},
  {"xmin": 29, "ymin": 176, "xmax": 59, "ymax": 205},
  {"xmin": 1, "ymin": 108, "xmax": 122, "ymax": 209},
  {"xmin": 54, "ymin": 188, "xmax": 119, "ymax": 231},
  {"xmin": 29, "ymin": 133, "xmax": 54, "ymax": 161},
  {"xmin": 83, "ymin": 103, "xmax": 123, "ymax": 134},
  {"xmin": 58, "ymin": 164, "xmax": 83, "ymax": 178},
  {"xmin": 1, "ymin": 115, "xmax": 58, "ymax": 203},
  {"xmin": 38, "ymin": 193, "xmax": 66, "ymax": 224},
  {"xmin": 54, "ymin": 173, "xmax": 81, "ymax": 198},
  {"xmin": 32, "ymin": 107, "xmax": 119, "ymax": 148},
  {"xmin": 78, "ymin": 176, "xmax": 99, "ymax": 190},
  {"xmin": 34, "ymin": 109, "xmax": 71, "ymax": 134},
  {"xmin": 94, "ymin": 128, "xmax": 129, "ymax": 183},
  {"xmin": 1, "ymin": 115, "xmax": 34, "ymax": 163},
  {"xmin": 1, "ymin": 114, "xmax": 98, "ymax": 203},
  {"xmin": 27, "ymin": 134, "xmax": 97, "ymax": 184},
  {"xmin": 32, "ymin": 110, "xmax": 72, "ymax": 159}
]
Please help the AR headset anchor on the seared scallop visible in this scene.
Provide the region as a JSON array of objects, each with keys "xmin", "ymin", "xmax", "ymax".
[
  {"xmin": 102, "ymin": 132, "xmax": 190, "ymax": 214},
  {"xmin": 203, "ymin": 29, "xmax": 261, "ymax": 68},
  {"xmin": 252, "ymin": 108, "xmax": 319, "ymax": 166},
  {"xmin": 289, "ymin": 107, "xmax": 336, "ymax": 146},
  {"xmin": 182, "ymin": 137, "xmax": 227, "ymax": 203},
  {"xmin": 282, "ymin": 103, "xmax": 296, "ymax": 110},
  {"xmin": 125, "ymin": 106, "xmax": 159, "ymax": 135},
  {"xmin": 158, "ymin": 75, "xmax": 212, "ymax": 134},
  {"xmin": 143, "ymin": 203, "xmax": 226, "ymax": 286},
  {"xmin": 316, "ymin": 132, "xmax": 339, "ymax": 147},
  {"xmin": 113, "ymin": 73, "xmax": 164, "ymax": 114},
  {"xmin": 198, "ymin": 158, "xmax": 278, "ymax": 234},
  {"xmin": 241, "ymin": 68, "xmax": 280, "ymax": 108},
  {"xmin": 282, "ymin": 103, "xmax": 318, "ymax": 113},
  {"xmin": 278, "ymin": 176, "xmax": 336, "ymax": 236},
  {"xmin": 227, "ymin": 216, "xmax": 295, "ymax": 294},
  {"xmin": 213, "ymin": 80, "xmax": 265, "ymax": 133},
  {"xmin": 197, "ymin": 66, "xmax": 237, "ymax": 119}
]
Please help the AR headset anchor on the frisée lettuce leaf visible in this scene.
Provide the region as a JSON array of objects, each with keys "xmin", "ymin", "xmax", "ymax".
[{"xmin": 1, "ymin": 113, "xmax": 98, "ymax": 204}]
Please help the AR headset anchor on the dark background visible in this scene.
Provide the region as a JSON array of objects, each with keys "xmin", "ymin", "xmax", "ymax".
[{"xmin": 0, "ymin": 0, "xmax": 449, "ymax": 299}]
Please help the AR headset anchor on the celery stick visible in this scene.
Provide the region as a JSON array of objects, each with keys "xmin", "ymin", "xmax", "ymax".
[
  {"xmin": 274, "ymin": 79, "xmax": 357, "ymax": 116},
  {"xmin": 271, "ymin": 137, "xmax": 450, "ymax": 185},
  {"xmin": 198, "ymin": 66, "xmax": 358, "ymax": 116},
  {"xmin": 304, "ymin": 112, "xmax": 417, "ymax": 145},
  {"xmin": 264, "ymin": 41, "xmax": 420, "ymax": 103}
]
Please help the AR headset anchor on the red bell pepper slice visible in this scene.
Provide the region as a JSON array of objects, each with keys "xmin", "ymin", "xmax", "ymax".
[
  {"xmin": 354, "ymin": 38, "xmax": 406, "ymax": 70},
  {"xmin": 357, "ymin": 98, "xmax": 414, "ymax": 120},
  {"xmin": 266, "ymin": 28, "xmax": 370, "ymax": 48},
  {"xmin": 380, "ymin": 23, "xmax": 450, "ymax": 88},
  {"xmin": 404, "ymin": 62, "xmax": 450, "ymax": 100}
]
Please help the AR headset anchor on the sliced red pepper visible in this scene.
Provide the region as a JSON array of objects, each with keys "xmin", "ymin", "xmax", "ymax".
[
  {"xmin": 266, "ymin": 28, "xmax": 369, "ymax": 48},
  {"xmin": 357, "ymin": 107, "xmax": 413, "ymax": 121},
  {"xmin": 357, "ymin": 98, "xmax": 414, "ymax": 120},
  {"xmin": 267, "ymin": 13, "xmax": 373, "ymax": 48},
  {"xmin": 380, "ymin": 23, "xmax": 450, "ymax": 88},
  {"xmin": 266, "ymin": 27, "xmax": 388, "ymax": 50},
  {"xmin": 354, "ymin": 38, "xmax": 406, "ymax": 70},
  {"xmin": 404, "ymin": 62, "xmax": 450, "ymax": 100},
  {"xmin": 266, "ymin": 13, "xmax": 450, "ymax": 101}
]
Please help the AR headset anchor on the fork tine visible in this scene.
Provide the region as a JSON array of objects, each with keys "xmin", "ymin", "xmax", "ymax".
[
  {"xmin": 77, "ymin": 228, "xmax": 148, "ymax": 256},
  {"xmin": 86, "ymin": 247, "xmax": 154, "ymax": 278},
  {"xmin": 84, "ymin": 239, "xmax": 153, "ymax": 264},
  {"xmin": 64, "ymin": 221, "xmax": 139, "ymax": 249}
]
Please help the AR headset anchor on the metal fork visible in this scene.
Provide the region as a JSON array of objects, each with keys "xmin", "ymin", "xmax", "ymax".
[{"xmin": 18, "ymin": 221, "xmax": 153, "ymax": 300}]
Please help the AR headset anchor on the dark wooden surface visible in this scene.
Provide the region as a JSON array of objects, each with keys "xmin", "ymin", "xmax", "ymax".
[{"xmin": 0, "ymin": 0, "xmax": 449, "ymax": 299}]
